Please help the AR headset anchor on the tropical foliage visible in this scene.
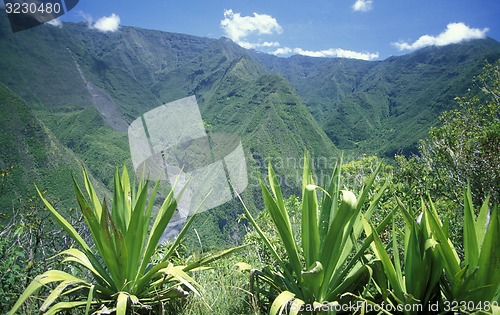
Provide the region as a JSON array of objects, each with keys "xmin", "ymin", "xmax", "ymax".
[
  {"xmin": 363, "ymin": 200, "xmax": 444, "ymax": 313},
  {"xmin": 396, "ymin": 61, "xmax": 500, "ymax": 207},
  {"xmin": 8, "ymin": 167, "xmax": 242, "ymax": 314},
  {"xmin": 427, "ymin": 186, "xmax": 500, "ymax": 307},
  {"xmin": 240, "ymin": 153, "xmax": 391, "ymax": 314}
]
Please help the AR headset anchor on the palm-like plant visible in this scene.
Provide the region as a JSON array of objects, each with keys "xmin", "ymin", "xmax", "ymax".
[
  {"xmin": 8, "ymin": 167, "xmax": 242, "ymax": 314},
  {"xmin": 363, "ymin": 199, "xmax": 443, "ymax": 314},
  {"xmin": 425, "ymin": 186, "xmax": 500, "ymax": 311},
  {"xmin": 240, "ymin": 152, "xmax": 391, "ymax": 314}
]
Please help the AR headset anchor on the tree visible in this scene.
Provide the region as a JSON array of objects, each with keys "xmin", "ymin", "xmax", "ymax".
[{"xmin": 396, "ymin": 60, "xmax": 500, "ymax": 207}]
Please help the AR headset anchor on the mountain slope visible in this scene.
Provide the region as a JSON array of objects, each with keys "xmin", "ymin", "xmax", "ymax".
[
  {"xmin": 253, "ymin": 38, "xmax": 500, "ymax": 156},
  {"xmin": 2, "ymin": 12, "xmax": 500, "ymax": 245},
  {"xmin": 202, "ymin": 56, "xmax": 338, "ymax": 188},
  {"xmin": 0, "ymin": 84, "xmax": 111, "ymax": 218},
  {"xmin": 0, "ymin": 16, "xmax": 338, "ymax": 246}
]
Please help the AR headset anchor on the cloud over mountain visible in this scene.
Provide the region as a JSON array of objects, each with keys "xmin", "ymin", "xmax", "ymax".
[
  {"xmin": 47, "ymin": 18, "xmax": 63, "ymax": 28},
  {"xmin": 93, "ymin": 13, "xmax": 120, "ymax": 32},
  {"xmin": 220, "ymin": 9, "xmax": 378, "ymax": 60},
  {"xmin": 272, "ymin": 47, "xmax": 379, "ymax": 60},
  {"xmin": 79, "ymin": 12, "xmax": 121, "ymax": 33},
  {"xmin": 220, "ymin": 9, "xmax": 282, "ymax": 49},
  {"xmin": 394, "ymin": 22, "xmax": 489, "ymax": 51}
]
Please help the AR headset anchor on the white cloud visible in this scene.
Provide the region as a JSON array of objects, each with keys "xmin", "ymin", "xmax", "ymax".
[
  {"xmin": 393, "ymin": 22, "xmax": 489, "ymax": 51},
  {"xmin": 47, "ymin": 18, "xmax": 63, "ymax": 28},
  {"xmin": 352, "ymin": 0, "xmax": 373, "ymax": 12},
  {"xmin": 272, "ymin": 46, "xmax": 379, "ymax": 61},
  {"xmin": 238, "ymin": 40, "xmax": 281, "ymax": 49},
  {"xmin": 93, "ymin": 13, "xmax": 120, "ymax": 33},
  {"xmin": 220, "ymin": 9, "xmax": 282, "ymax": 48},
  {"xmin": 219, "ymin": 9, "xmax": 378, "ymax": 60},
  {"xmin": 78, "ymin": 11, "xmax": 94, "ymax": 28},
  {"xmin": 79, "ymin": 12, "xmax": 120, "ymax": 32}
]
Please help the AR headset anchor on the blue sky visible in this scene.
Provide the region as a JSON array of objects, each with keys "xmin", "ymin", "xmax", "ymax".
[{"xmin": 58, "ymin": 0, "xmax": 500, "ymax": 60}]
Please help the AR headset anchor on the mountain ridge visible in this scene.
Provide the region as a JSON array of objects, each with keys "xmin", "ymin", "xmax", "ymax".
[
  {"xmin": 252, "ymin": 37, "xmax": 500, "ymax": 155},
  {"xmin": 1, "ymin": 15, "xmax": 500, "ymax": 245}
]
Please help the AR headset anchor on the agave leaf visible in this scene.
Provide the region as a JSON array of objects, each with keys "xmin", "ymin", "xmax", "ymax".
[
  {"xmin": 475, "ymin": 204, "xmax": 500, "ymax": 300},
  {"xmin": 112, "ymin": 167, "xmax": 126, "ymax": 233},
  {"xmin": 136, "ymin": 189, "xmax": 204, "ymax": 292},
  {"xmin": 301, "ymin": 261, "xmax": 324, "ymax": 298},
  {"xmin": 391, "ymin": 221, "xmax": 403, "ymax": 290},
  {"xmin": 116, "ymin": 292, "xmax": 129, "ymax": 315},
  {"xmin": 425, "ymin": 197, "xmax": 461, "ymax": 279},
  {"xmin": 234, "ymin": 181, "xmax": 303, "ymax": 294},
  {"xmin": 59, "ymin": 248, "xmax": 110, "ymax": 287},
  {"xmin": 329, "ymin": 263, "xmax": 371, "ymax": 301},
  {"xmin": 234, "ymin": 189, "xmax": 301, "ymax": 294},
  {"xmin": 476, "ymin": 194, "xmax": 490, "ymax": 246},
  {"xmin": 261, "ymin": 181, "xmax": 302, "ymax": 279},
  {"xmin": 139, "ymin": 188, "xmax": 178, "ymax": 275},
  {"xmin": 72, "ymin": 177, "xmax": 113, "ymax": 264},
  {"xmin": 320, "ymin": 160, "xmax": 341, "ymax": 241},
  {"xmin": 356, "ymin": 163, "xmax": 382, "ymax": 213},
  {"xmin": 85, "ymin": 285, "xmax": 94, "ymax": 315},
  {"xmin": 363, "ymin": 179, "xmax": 389, "ymax": 222},
  {"xmin": 124, "ymin": 181, "xmax": 150, "ymax": 282},
  {"xmin": 82, "ymin": 166, "xmax": 103, "ymax": 221},
  {"xmin": 302, "ymin": 182, "xmax": 320, "ymax": 269},
  {"xmin": 319, "ymin": 190, "xmax": 358, "ymax": 294},
  {"xmin": 44, "ymin": 301, "xmax": 94, "ymax": 315},
  {"xmin": 270, "ymin": 290, "xmax": 295, "ymax": 315},
  {"xmin": 364, "ymin": 220, "xmax": 405, "ymax": 301},
  {"xmin": 38, "ymin": 182, "xmax": 112, "ymax": 289},
  {"xmin": 36, "ymin": 185, "xmax": 91, "ymax": 253},
  {"xmin": 8, "ymin": 270, "xmax": 88, "ymax": 315},
  {"xmin": 289, "ymin": 298, "xmax": 305, "ymax": 315},
  {"xmin": 161, "ymin": 187, "xmax": 213, "ymax": 262},
  {"xmin": 136, "ymin": 191, "xmax": 194, "ymax": 291},
  {"xmin": 121, "ymin": 167, "xmax": 132, "ymax": 227},
  {"xmin": 40, "ymin": 280, "xmax": 85, "ymax": 312},
  {"xmin": 184, "ymin": 244, "xmax": 248, "ymax": 272},
  {"xmin": 268, "ymin": 160, "xmax": 287, "ymax": 217},
  {"xmin": 139, "ymin": 172, "xmax": 190, "ymax": 268},
  {"xmin": 159, "ymin": 263, "xmax": 201, "ymax": 296},
  {"xmin": 326, "ymin": 213, "xmax": 392, "ymax": 300},
  {"xmin": 302, "ymin": 154, "xmax": 320, "ymax": 269},
  {"xmin": 463, "ymin": 185, "xmax": 479, "ymax": 268},
  {"xmin": 99, "ymin": 200, "xmax": 125, "ymax": 287}
]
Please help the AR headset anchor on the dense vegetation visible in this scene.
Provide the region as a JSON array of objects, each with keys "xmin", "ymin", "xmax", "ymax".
[
  {"xmin": 1, "ymin": 62, "xmax": 499, "ymax": 314},
  {"xmin": 1, "ymin": 9, "xmax": 500, "ymax": 313}
]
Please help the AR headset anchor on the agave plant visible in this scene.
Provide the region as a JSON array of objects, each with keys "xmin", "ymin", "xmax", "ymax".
[
  {"xmin": 9, "ymin": 167, "xmax": 242, "ymax": 314},
  {"xmin": 240, "ymin": 152, "xmax": 391, "ymax": 315},
  {"xmin": 425, "ymin": 185, "xmax": 500, "ymax": 312},
  {"xmin": 362, "ymin": 199, "xmax": 443, "ymax": 314}
]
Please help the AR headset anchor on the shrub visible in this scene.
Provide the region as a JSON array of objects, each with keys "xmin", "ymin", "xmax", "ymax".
[{"xmin": 8, "ymin": 167, "xmax": 242, "ymax": 314}]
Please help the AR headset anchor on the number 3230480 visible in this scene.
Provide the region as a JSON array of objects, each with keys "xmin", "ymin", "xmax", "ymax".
[{"xmin": 5, "ymin": 2, "xmax": 61, "ymax": 14}]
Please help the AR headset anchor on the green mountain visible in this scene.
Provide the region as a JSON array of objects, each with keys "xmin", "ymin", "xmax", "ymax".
[
  {"xmin": 1, "ymin": 11, "xmax": 499, "ymax": 245},
  {"xmin": 252, "ymin": 38, "xmax": 500, "ymax": 156},
  {"xmin": 0, "ymin": 83, "xmax": 111, "ymax": 212},
  {"xmin": 0, "ymin": 15, "xmax": 336, "ymax": 245}
]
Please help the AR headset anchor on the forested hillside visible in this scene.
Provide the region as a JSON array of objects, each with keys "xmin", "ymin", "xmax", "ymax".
[{"xmin": 1, "ymin": 10, "xmax": 499, "ymax": 244}]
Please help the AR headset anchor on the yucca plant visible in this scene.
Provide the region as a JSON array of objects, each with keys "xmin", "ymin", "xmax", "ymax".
[
  {"xmin": 362, "ymin": 199, "xmax": 443, "ymax": 314},
  {"xmin": 8, "ymin": 167, "xmax": 242, "ymax": 314},
  {"xmin": 425, "ymin": 185, "xmax": 500, "ymax": 312},
  {"xmin": 240, "ymin": 152, "xmax": 391, "ymax": 314}
]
